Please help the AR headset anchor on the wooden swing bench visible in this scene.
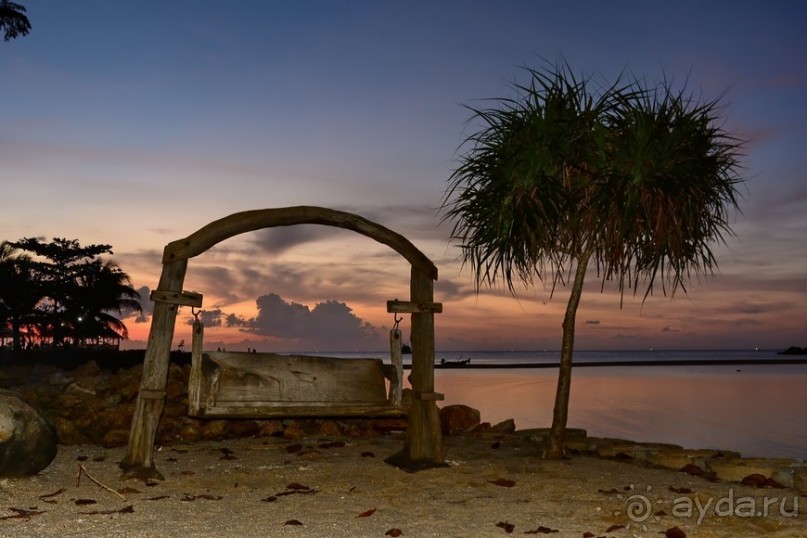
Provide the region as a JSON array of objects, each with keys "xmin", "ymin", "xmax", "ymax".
[
  {"xmin": 186, "ymin": 312, "xmax": 407, "ymax": 419},
  {"xmin": 188, "ymin": 350, "xmax": 404, "ymax": 418}
]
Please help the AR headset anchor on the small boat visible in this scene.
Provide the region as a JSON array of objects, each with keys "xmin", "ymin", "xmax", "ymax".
[{"xmin": 438, "ymin": 357, "xmax": 471, "ymax": 368}]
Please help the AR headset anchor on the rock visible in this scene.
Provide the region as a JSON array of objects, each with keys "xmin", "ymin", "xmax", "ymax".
[
  {"xmin": 72, "ymin": 360, "xmax": 102, "ymax": 378},
  {"xmin": 258, "ymin": 421, "xmax": 284, "ymax": 437},
  {"xmin": 283, "ymin": 421, "xmax": 306, "ymax": 440},
  {"xmin": 101, "ymin": 428, "xmax": 130, "ymax": 448},
  {"xmin": 489, "ymin": 418, "xmax": 516, "ymax": 434},
  {"xmin": 319, "ymin": 420, "xmax": 343, "ymax": 437},
  {"xmin": 439, "ymin": 404, "xmax": 481, "ymax": 435},
  {"xmin": 707, "ymin": 457, "xmax": 778, "ymax": 483},
  {"xmin": 0, "ymin": 389, "xmax": 58, "ymax": 477}
]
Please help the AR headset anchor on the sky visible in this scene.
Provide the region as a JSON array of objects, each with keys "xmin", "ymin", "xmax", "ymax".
[{"xmin": 1, "ymin": 1, "xmax": 805, "ymax": 352}]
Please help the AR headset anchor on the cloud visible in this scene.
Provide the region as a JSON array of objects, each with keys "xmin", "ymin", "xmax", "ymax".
[
  {"xmin": 122, "ymin": 286, "xmax": 153, "ymax": 323},
  {"xmin": 251, "ymin": 225, "xmax": 347, "ymax": 255},
  {"xmin": 189, "ymin": 309, "xmax": 223, "ymax": 327},
  {"xmin": 242, "ymin": 293, "xmax": 383, "ymax": 349}
]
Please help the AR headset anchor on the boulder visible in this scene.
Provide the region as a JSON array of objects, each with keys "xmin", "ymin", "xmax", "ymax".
[
  {"xmin": 0, "ymin": 389, "xmax": 58, "ymax": 476},
  {"xmin": 439, "ymin": 404, "xmax": 481, "ymax": 435}
]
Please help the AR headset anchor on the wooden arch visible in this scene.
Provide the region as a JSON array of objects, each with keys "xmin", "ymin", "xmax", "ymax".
[{"xmin": 121, "ymin": 207, "xmax": 444, "ymax": 479}]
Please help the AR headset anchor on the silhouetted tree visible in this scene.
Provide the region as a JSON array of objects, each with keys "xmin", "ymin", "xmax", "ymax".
[
  {"xmin": 9, "ymin": 237, "xmax": 141, "ymax": 347},
  {"xmin": 0, "ymin": 1, "xmax": 30, "ymax": 41},
  {"xmin": 0, "ymin": 241, "xmax": 42, "ymax": 351},
  {"xmin": 442, "ymin": 61, "xmax": 744, "ymax": 459}
]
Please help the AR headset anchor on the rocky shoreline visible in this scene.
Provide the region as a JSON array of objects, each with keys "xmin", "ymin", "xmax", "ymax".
[{"xmin": 1, "ymin": 358, "xmax": 805, "ymax": 496}]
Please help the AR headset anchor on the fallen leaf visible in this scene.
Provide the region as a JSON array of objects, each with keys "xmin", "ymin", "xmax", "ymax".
[
  {"xmin": 284, "ymin": 519, "xmax": 304, "ymax": 526},
  {"xmin": 286, "ymin": 483, "xmax": 310, "ymax": 490},
  {"xmin": 489, "ymin": 478, "xmax": 516, "ymax": 488},
  {"xmin": 357, "ymin": 508, "xmax": 377, "ymax": 518},
  {"xmin": 145, "ymin": 495, "xmax": 170, "ymax": 501},
  {"xmin": 74, "ymin": 499, "xmax": 97, "ymax": 506},
  {"xmin": 665, "ymin": 527, "xmax": 686, "ymax": 538},
  {"xmin": 605, "ymin": 524, "xmax": 625, "ymax": 532},
  {"xmin": 117, "ymin": 487, "xmax": 141, "ymax": 495},
  {"xmin": 181, "ymin": 494, "xmax": 223, "ymax": 502},
  {"xmin": 385, "ymin": 529, "xmax": 403, "ymax": 537},
  {"xmin": 92, "ymin": 456, "xmax": 107, "ymax": 462},
  {"xmin": 261, "ymin": 496, "xmax": 278, "ymax": 503},
  {"xmin": 76, "ymin": 455, "xmax": 88, "ymax": 462},
  {"xmin": 361, "ymin": 451, "xmax": 376, "ymax": 458},
  {"xmin": 495, "ymin": 521, "xmax": 515, "ymax": 533},
  {"xmin": 0, "ymin": 508, "xmax": 45, "ymax": 521},
  {"xmin": 165, "ymin": 457, "xmax": 178, "ymax": 462},
  {"xmin": 318, "ymin": 440, "xmax": 346, "ymax": 449},
  {"xmin": 669, "ymin": 486, "xmax": 692, "ymax": 494},
  {"xmin": 598, "ymin": 488, "xmax": 620, "ymax": 495},
  {"xmin": 524, "ymin": 526, "xmax": 559, "ymax": 534},
  {"xmin": 78, "ymin": 505, "xmax": 135, "ymax": 515},
  {"xmin": 38, "ymin": 488, "xmax": 66, "ymax": 502},
  {"xmin": 219, "ymin": 447, "xmax": 238, "ymax": 460},
  {"xmin": 180, "ymin": 470, "xmax": 195, "ymax": 476}
]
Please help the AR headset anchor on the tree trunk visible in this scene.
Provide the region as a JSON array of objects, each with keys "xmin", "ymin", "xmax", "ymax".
[{"xmin": 543, "ymin": 249, "xmax": 592, "ymax": 459}]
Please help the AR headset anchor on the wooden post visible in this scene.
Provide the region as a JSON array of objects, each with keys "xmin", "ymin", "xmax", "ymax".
[
  {"xmin": 386, "ymin": 267, "xmax": 444, "ymax": 469},
  {"xmin": 389, "ymin": 327, "xmax": 403, "ymax": 406},
  {"xmin": 187, "ymin": 319, "xmax": 205, "ymax": 415},
  {"xmin": 120, "ymin": 259, "xmax": 188, "ymax": 480}
]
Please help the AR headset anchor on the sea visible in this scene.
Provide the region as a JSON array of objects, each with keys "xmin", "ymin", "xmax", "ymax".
[{"xmin": 311, "ymin": 349, "xmax": 807, "ymax": 459}]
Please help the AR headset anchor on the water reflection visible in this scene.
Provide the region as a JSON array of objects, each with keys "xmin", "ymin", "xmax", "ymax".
[{"xmin": 434, "ymin": 365, "xmax": 807, "ymax": 458}]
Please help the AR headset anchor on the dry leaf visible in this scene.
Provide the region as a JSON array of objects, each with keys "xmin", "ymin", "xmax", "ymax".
[
  {"xmin": 284, "ymin": 519, "xmax": 304, "ymax": 526},
  {"xmin": 489, "ymin": 478, "xmax": 516, "ymax": 488},
  {"xmin": 385, "ymin": 529, "xmax": 403, "ymax": 537},
  {"xmin": 606, "ymin": 524, "xmax": 625, "ymax": 532},
  {"xmin": 525, "ymin": 526, "xmax": 559, "ymax": 534},
  {"xmin": 357, "ymin": 508, "xmax": 377, "ymax": 518},
  {"xmin": 669, "ymin": 486, "xmax": 692, "ymax": 494},
  {"xmin": 39, "ymin": 488, "xmax": 67, "ymax": 500},
  {"xmin": 74, "ymin": 498, "xmax": 97, "ymax": 506},
  {"xmin": 78, "ymin": 505, "xmax": 135, "ymax": 515},
  {"xmin": 0, "ymin": 508, "xmax": 45, "ymax": 521},
  {"xmin": 495, "ymin": 521, "xmax": 515, "ymax": 533},
  {"xmin": 665, "ymin": 527, "xmax": 686, "ymax": 538}
]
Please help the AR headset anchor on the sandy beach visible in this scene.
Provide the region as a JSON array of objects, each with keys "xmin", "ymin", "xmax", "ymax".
[{"xmin": 1, "ymin": 431, "xmax": 804, "ymax": 538}]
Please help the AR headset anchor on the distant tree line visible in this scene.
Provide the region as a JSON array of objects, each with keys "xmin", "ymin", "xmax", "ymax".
[{"xmin": 0, "ymin": 238, "xmax": 142, "ymax": 352}]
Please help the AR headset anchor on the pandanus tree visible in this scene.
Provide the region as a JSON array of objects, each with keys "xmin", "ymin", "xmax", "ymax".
[{"xmin": 442, "ymin": 62, "xmax": 744, "ymax": 459}]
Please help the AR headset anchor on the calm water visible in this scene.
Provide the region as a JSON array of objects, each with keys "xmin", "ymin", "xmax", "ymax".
[{"xmin": 311, "ymin": 349, "xmax": 807, "ymax": 459}]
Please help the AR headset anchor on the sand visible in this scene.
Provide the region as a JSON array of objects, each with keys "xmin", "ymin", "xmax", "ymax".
[{"xmin": 1, "ymin": 432, "xmax": 805, "ymax": 538}]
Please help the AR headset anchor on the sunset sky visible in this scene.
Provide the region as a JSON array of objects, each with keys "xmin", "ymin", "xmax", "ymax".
[{"xmin": 2, "ymin": 1, "xmax": 805, "ymax": 352}]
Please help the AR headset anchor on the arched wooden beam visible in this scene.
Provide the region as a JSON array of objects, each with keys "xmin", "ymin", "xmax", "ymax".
[{"xmin": 163, "ymin": 206, "xmax": 438, "ymax": 280}]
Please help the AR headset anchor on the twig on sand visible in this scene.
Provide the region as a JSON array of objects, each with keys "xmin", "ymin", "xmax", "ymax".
[{"xmin": 76, "ymin": 464, "xmax": 127, "ymax": 501}]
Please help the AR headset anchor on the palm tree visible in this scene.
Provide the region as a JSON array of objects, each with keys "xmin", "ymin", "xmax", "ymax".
[
  {"xmin": 442, "ymin": 61, "xmax": 744, "ymax": 459},
  {"xmin": 69, "ymin": 259, "xmax": 142, "ymax": 347},
  {"xmin": 0, "ymin": 241, "xmax": 42, "ymax": 351}
]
